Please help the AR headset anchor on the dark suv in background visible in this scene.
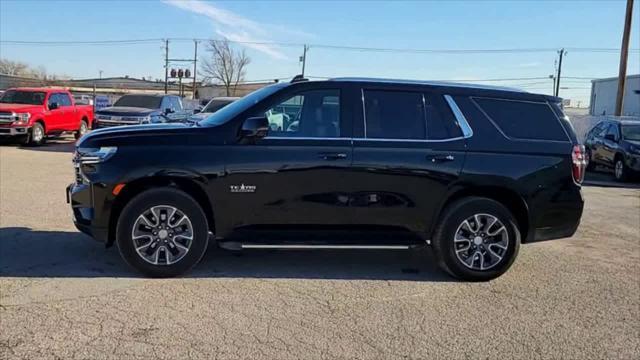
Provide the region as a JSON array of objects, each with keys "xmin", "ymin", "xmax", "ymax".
[
  {"xmin": 584, "ymin": 119, "xmax": 640, "ymax": 181},
  {"xmin": 67, "ymin": 77, "xmax": 585, "ymax": 281},
  {"xmin": 93, "ymin": 94, "xmax": 189, "ymax": 128}
]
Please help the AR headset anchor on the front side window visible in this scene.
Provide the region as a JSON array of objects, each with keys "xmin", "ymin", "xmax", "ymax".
[
  {"xmin": 48, "ymin": 94, "xmax": 61, "ymax": 108},
  {"xmin": 263, "ymin": 89, "xmax": 341, "ymax": 138},
  {"xmin": 605, "ymin": 124, "xmax": 619, "ymax": 141},
  {"xmin": 57, "ymin": 93, "xmax": 72, "ymax": 107}
]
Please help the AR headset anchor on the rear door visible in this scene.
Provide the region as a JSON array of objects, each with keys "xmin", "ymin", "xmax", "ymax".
[
  {"xmin": 350, "ymin": 86, "xmax": 467, "ymax": 236},
  {"xmin": 222, "ymin": 84, "xmax": 354, "ymax": 231}
]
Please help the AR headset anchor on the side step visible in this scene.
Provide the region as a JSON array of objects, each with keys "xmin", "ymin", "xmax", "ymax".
[{"xmin": 217, "ymin": 242, "xmax": 418, "ymax": 251}]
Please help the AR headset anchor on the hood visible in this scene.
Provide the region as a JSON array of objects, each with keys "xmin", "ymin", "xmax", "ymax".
[
  {"xmin": 624, "ymin": 139, "xmax": 640, "ymax": 147},
  {"xmin": 0, "ymin": 103, "xmax": 44, "ymax": 112},
  {"xmin": 96, "ymin": 106, "xmax": 158, "ymax": 116},
  {"xmin": 78, "ymin": 122, "xmax": 190, "ymax": 145}
]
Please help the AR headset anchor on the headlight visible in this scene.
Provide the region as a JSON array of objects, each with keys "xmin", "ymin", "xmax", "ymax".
[
  {"xmin": 630, "ymin": 145, "xmax": 640, "ymax": 155},
  {"xmin": 140, "ymin": 116, "xmax": 151, "ymax": 124},
  {"xmin": 13, "ymin": 112, "xmax": 30, "ymax": 124},
  {"xmin": 76, "ymin": 146, "xmax": 118, "ymax": 164}
]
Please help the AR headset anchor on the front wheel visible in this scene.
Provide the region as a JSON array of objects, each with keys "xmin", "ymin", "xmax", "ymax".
[
  {"xmin": 26, "ymin": 122, "xmax": 46, "ymax": 146},
  {"xmin": 432, "ymin": 197, "xmax": 521, "ymax": 281},
  {"xmin": 116, "ymin": 187, "xmax": 209, "ymax": 277}
]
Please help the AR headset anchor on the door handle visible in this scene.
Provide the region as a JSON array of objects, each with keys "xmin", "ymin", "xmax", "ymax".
[
  {"xmin": 318, "ymin": 152, "xmax": 347, "ymax": 160},
  {"xmin": 427, "ymin": 154, "xmax": 455, "ymax": 163}
]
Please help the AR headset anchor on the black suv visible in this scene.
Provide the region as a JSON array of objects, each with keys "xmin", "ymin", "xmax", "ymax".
[
  {"xmin": 67, "ymin": 77, "xmax": 585, "ymax": 281},
  {"xmin": 584, "ymin": 119, "xmax": 640, "ymax": 181},
  {"xmin": 94, "ymin": 94, "xmax": 189, "ymax": 128}
]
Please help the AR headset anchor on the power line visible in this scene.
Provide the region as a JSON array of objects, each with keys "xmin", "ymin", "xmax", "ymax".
[{"xmin": 2, "ymin": 38, "xmax": 639, "ymax": 53}]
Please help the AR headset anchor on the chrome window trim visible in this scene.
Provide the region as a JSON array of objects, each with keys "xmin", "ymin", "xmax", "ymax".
[
  {"xmin": 444, "ymin": 95, "xmax": 473, "ymax": 138},
  {"xmin": 361, "ymin": 88, "xmax": 367, "ymax": 138},
  {"xmin": 262, "ymin": 136, "xmax": 466, "ymax": 143},
  {"xmin": 263, "ymin": 136, "xmax": 349, "ymax": 141}
]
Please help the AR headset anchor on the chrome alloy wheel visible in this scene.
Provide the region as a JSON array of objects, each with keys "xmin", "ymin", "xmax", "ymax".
[
  {"xmin": 32, "ymin": 125, "xmax": 44, "ymax": 142},
  {"xmin": 615, "ymin": 160, "xmax": 624, "ymax": 180},
  {"xmin": 132, "ymin": 205, "xmax": 194, "ymax": 265},
  {"xmin": 454, "ymin": 213, "xmax": 509, "ymax": 271}
]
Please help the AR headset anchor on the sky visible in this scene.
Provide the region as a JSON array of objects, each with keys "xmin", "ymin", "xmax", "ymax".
[{"xmin": 1, "ymin": 0, "xmax": 639, "ymax": 105}]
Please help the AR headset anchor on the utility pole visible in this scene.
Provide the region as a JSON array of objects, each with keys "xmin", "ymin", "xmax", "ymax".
[
  {"xmin": 192, "ymin": 40, "xmax": 198, "ymax": 100},
  {"xmin": 99, "ymin": 70, "xmax": 103, "ymax": 79},
  {"xmin": 554, "ymin": 48, "xmax": 565, "ymax": 97},
  {"xmin": 300, "ymin": 44, "xmax": 308, "ymax": 77},
  {"xmin": 164, "ymin": 39, "xmax": 169, "ymax": 94},
  {"xmin": 615, "ymin": 0, "xmax": 634, "ymax": 116}
]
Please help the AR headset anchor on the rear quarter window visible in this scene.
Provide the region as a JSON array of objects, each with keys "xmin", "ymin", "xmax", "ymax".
[{"xmin": 473, "ymin": 97, "xmax": 568, "ymax": 142}]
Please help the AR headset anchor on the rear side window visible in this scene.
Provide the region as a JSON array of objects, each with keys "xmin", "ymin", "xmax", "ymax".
[
  {"xmin": 364, "ymin": 90, "xmax": 425, "ymax": 139},
  {"xmin": 473, "ymin": 98, "xmax": 568, "ymax": 141},
  {"xmin": 363, "ymin": 90, "xmax": 462, "ymax": 140}
]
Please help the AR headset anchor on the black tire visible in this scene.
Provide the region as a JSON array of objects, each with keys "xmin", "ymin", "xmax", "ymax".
[
  {"xmin": 75, "ymin": 120, "xmax": 88, "ymax": 140},
  {"xmin": 613, "ymin": 156, "xmax": 628, "ymax": 182},
  {"xmin": 432, "ymin": 197, "xmax": 521, "ymax": 281},
  {"xmin": 116, "ymin": 187, "xmax": 209, "ymax": 277},
  {"xmin": 26, "ymin": 122, "xmax": 46, "ymax": 146}
]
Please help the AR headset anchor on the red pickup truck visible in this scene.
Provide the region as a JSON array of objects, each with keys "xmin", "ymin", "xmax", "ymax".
[{"xmin": 0, "ymin": 88, "xmax": 94, "ymax": 146}]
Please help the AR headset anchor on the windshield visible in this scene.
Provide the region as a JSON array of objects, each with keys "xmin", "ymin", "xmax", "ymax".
[
  {"xmin": 0, "ymin": 90, "xmax": 46, "ymax": 105},
  {"xmin": 203, "ymin": 99, "xmax": 235, "ymax": 113},
  {"xmin": 113, "ymin": 95, "xmax": 162, "ymax": 109},
  {"xmin": 621, "ymin": 124, "xmax": 640, "ymax": 141},
  {"xmin": 199, "ymin": 84, "xmax": 286, "ymax": 127}
]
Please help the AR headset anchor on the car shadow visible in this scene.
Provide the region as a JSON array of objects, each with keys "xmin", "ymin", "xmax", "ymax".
[
  {"xmin": 584, "ymin": 167, "xmax": 640, "ymax": 189},
  {"xmin": 0, "ymin": 136, "xmax": 76, "ymax": 153},
  {"xmin": 0, "ymin": 227, "xmax": 452, "ymax": 282}
]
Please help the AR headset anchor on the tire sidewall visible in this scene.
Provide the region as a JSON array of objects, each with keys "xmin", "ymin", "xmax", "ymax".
[
  {"xmin": 116, "ymin": 188, "xmax": 209, "ymax": 277},
  {"xmin": 614, "ymin": 158, "xmax": 626, "ymax": 181},
  {"xmin": 75, "ymin": 120, "xmax": 88, "ymax": 139},
  {"xmin": 433, "ymin": 197, "xmax": 521, "ymax": 281},
  {"xmin": 29, "ymin": 122, "xmax": 45, "ymax": 146}
]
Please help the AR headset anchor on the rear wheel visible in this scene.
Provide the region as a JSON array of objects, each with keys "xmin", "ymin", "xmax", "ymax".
[
  {"xmin": 432, "ymin": 197, "xmax": 520, "ymax": 281},
  {"xmin": 116, "ymin": 187, "xmax": 209, "ymax": 277},
  {"xmin": 75, "ymin": 120, "xmax": 88, "ymax": 140}
]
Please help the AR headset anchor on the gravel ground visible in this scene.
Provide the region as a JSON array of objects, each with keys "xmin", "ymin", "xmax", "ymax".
[{"xmin": 1, "ymin": 138, "xmax": 639, "ymax": 360}]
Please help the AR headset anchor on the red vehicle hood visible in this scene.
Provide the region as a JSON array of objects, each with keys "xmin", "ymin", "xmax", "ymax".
[{"xmin": 0, "ymin": 103, "xmax": 44, "ymax": 112}]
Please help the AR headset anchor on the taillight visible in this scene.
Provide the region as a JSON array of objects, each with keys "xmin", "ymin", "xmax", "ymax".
[{"xmin": 572, "ymin": 144, "xmax": 586, "ymax": 184}]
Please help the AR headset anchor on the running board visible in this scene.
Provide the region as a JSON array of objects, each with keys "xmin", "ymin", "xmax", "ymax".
[{"xmin": 240, "ymin": 244, "xmax": 411, "ymax": 250}]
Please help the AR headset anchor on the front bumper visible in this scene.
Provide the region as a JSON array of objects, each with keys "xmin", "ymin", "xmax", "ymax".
[
  {"xmin": 67, "ymin": 183, "xmax": 109, "ymax": 243},
  {"xmin": 0, "ymin": 126, "xmax": 30, "ymax": 136},
  {"xmin": 625, "ymin": 153, "xmax": 640, "ymax": 172}
]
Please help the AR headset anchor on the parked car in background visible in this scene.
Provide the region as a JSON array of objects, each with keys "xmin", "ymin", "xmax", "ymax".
[
  {"xmin": 93, "ymin": 94, "xmax": 189, "ymax": 128},
  {"xmin": 73, "ymin": 94, "xmax": 94, "ymax": 106},
  {"xmin": 0, "ymin": 88, "xmax": 93, "ymax": 145},
  {"xmin": 188, "ymin": 96, "xmax": 239, "ymax": 123},
  {"xmin": 68, "ymin": 76, "xmax": 585, "ymax": 281},
  {"xmin": 584, "ymin": 118, "xmax": 640, "ymax": 181}
]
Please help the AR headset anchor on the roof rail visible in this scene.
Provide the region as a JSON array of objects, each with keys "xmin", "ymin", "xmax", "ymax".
[{"xmin": 290, "ymin": 74, "xmax": 308, "ymax": 83}]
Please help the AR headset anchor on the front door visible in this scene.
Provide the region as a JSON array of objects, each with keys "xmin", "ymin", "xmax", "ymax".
[
  {"xmin": 45, "ymin": 93, "xmax": 65, "ymax": 131},
  {"xmin": 350, "ymin": 87, "xmax": 467, "ymax": 237},
  {"xmin": 222, "ymin": 86, "xmax": 354, "ymax": 233}
]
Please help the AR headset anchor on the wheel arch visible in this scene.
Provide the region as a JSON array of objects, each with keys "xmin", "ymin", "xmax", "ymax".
[
  {"xmin": 433, "ymin": 186, "xmax": 530, "ymax": 242},
  {"xmin": 107, "ymin": 176, "xmax": 215, "ymax": 247}
]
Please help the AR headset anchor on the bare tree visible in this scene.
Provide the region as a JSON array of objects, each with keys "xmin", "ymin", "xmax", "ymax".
[
  {"xmin": 200, "ymin": 39, "xmax": 250, "ymax": 96},
  {"xmin": 0, "ymin": 59, "xmax": 30, "ymax": 76}
]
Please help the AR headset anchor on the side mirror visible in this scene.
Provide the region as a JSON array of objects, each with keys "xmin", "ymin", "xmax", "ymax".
[
  {"xmin": 49, "ymin": 102, "xmax": 59, "ymax": 110},
  {"xmin": 193, "ymin": 108, "xmax": 201, "ymax": 114},
  {"xmin": 164, "ymin": 108, "xmax": 174, "ymax": 115},
  {"xmin": 240, "ymin": 116, "xmax": 269, "ymax": 140},
  {"xmin": 604, "ymin": 134, "xmax": 617, "ymax": 142}
]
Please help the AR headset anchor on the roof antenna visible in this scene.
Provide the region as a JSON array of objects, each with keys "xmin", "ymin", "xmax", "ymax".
[{"xmin": 290, "ymin": 74, "xmax": 308, "ymax": 83}]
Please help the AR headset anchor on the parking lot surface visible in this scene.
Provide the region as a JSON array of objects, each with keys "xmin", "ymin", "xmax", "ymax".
[{"xmin": 1, "ymin": 138, "xmax": 639, "ymax": 359}]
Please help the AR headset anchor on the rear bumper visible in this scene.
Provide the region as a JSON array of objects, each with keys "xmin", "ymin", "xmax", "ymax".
[
  {"xmin": 0, "ymin": 126, "xmax": 30, "ymax": 136},
  {"xmin": 527, "ymin": 187, "xmax": 584, "ymax": 243}
]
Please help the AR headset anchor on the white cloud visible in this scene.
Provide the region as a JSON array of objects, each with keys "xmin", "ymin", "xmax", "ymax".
[{"xmin": 163, "ymin": 0, "xmax": 297, "ymax": 60}]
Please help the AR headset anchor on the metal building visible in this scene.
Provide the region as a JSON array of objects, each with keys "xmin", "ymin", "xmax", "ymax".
[{"xmin": 589, "ymin": 74, "xmax": 640, "ymax": 116}]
